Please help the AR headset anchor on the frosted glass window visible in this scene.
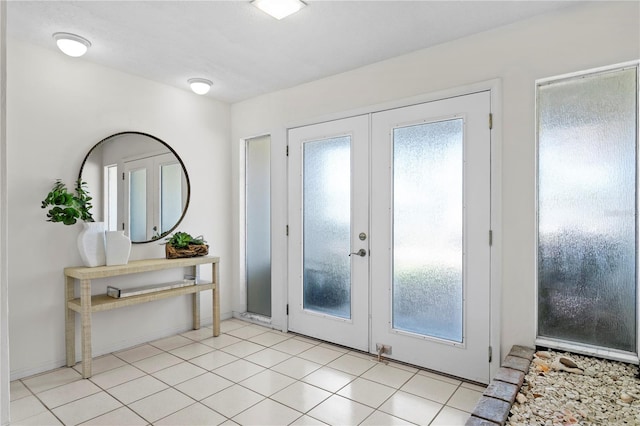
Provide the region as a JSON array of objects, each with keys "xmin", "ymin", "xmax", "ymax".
[
  {"xmin": 393, "ymin": 119, "xmax": 463, "ymax": 342},
  {"xmin": 129, "ymin": 169, "xmax": 147, "ymax": 242},
  {"xmin": 303, "ymin": 136, "xmax": 351, "ymax": 319},
  {"xmin": 160, "ymin": 163, "xmax": 182, "ymax": 234},
  {"xmin": 537, "ymin": 67, "xmax": 637, "ymax": 352},
  {"xmin": 246, "ymin": 135, "xmax": 272, "ymax": 317}
]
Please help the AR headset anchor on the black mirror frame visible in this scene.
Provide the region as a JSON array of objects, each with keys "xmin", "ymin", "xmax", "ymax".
[{"xmin": 78, "ymin": 131, "xmax": 191, "ymax": 244}]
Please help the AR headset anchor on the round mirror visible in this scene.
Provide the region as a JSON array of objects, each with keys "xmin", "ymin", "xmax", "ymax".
[{"xmin": 79, "ymin": 131, "xmax": 190, "ymax": 244}]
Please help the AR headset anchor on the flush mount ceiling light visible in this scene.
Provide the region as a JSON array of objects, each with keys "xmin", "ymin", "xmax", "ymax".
[
  {"xmin": 252, "ymin": 0, "xmax": 306, "ymax": 20},
  {"xmin": 188, "ymin": 78, "xmax": 213, "ymax": 95},
  {"xmin": 52, "ymin": 32, "xmax": 91, "ymax": 57}
]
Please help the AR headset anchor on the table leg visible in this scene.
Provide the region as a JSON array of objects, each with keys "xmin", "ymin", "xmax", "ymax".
[
  {"xmin": 192, "ymin": 291, "xmax": 201, "ymax": 330},
  {"xmin": 212, "ymin": 262, "xmax": 220, "ymax": 337},
  {"xmin": 65, "ymin": 276, "xmax": 76, "ymax": 367},
  {"xmin": 80, "ymin": 279, "xmax": 92, "ymax": 378}
]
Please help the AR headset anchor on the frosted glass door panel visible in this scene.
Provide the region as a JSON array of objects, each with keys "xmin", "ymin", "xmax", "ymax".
[
  {"xmin": 246, "ymin": 135, "xmax": 271, "ymax": 317},
  {"xmin": 537, "ymin": 68, "xmax": 637, "ymax": 352},
  {"xmin": 303, "ymin": 137, "xmax": 351, "ymax": 319},
  {"xmin": 129, "ymin": 169, "xmax": 147, "ymax": 242},
  {"xmin": 393, "ymin": 120, "xmax": 463, "ymax": 342},
  {"xmin": 160, "ymin": 163, "xmax": 182, "ymax": 234}
]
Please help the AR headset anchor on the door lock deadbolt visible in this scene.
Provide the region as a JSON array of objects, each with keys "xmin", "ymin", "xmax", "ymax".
[{"xmin": 359, "ymin": 232, "xmax": 367, "ymax": 241}]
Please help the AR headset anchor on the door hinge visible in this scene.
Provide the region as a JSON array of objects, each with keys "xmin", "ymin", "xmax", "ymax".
[
  {"xmin": 286, "ymin": 145, "xmax": 289, "ymax": 157},
  {"xmin": 489, "ymin": 346, "xmax": 493, "ymax": 363},
  {"xmin": 286, "ymin": 225, "xmax": 289, "ymax": 236},
  {"xmin": 286, "ymin": 304, "xmax": 289, "ymax": 315},
  {"xmin": 122, "ymin": 222, "xmax": 125, "ymax": 230},
  {"xmin": 489, "ymin": 230, "xmax": 493, "ymax": 246},
  {"xmin": 122, "ymin": 172, "xmax": 125, "ymax": 180},
  {"xmin": 489, "ymin": 113, "xmax": 493, "ymax": 130}
]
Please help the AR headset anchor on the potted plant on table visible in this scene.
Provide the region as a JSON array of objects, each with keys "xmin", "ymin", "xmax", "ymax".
[{"xmin": 164, "ymin": 231, "xmax": 208, "ymax": 259}]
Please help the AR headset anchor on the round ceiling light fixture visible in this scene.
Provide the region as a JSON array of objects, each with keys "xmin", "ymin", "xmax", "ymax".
[
  {"xmin": 188, "ymin": 78, "xmax": 213, "ymax": 95},
  {"xmin": 52, "ymin": 32, "xmax": 92, "ymax": 57}
]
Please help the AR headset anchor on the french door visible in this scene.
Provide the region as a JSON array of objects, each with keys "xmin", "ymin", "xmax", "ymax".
[{"xmin": 288, "ymin": 92, "xmax": 492, "ymax": 382}]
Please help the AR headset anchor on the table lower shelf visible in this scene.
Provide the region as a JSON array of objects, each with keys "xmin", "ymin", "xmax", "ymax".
[{"xmin": 67, "ymin": 282, "xmax": 215, "ymax": 313}]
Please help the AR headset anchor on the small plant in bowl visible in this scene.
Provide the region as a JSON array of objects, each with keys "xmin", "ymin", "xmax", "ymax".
[
  {"xmin": 164, "ymin": 231, "xmax": 208, "ymax": 258},
  {"xmin": 41, "ymin": 179, "xmax": 94, "ymax": 225}
]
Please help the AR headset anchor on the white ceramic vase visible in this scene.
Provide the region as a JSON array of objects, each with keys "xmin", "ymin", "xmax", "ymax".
[
  {"xmin": 77, "ymin": 222, "xmax": 106, "ymax": 267},
  {"xmin": 105, "ymin": 231, "xmax": 132, "ymax": 266}
]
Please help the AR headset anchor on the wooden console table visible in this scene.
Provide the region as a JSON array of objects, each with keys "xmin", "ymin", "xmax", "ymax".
[{"xmin": 64, "ymin": 256, "xmax": 220, "ymax": 378}]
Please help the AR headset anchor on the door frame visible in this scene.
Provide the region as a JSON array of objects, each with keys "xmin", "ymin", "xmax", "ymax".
[{"xmin": 282, "ymin": 79, "xmax": 502, "ymax": 379}]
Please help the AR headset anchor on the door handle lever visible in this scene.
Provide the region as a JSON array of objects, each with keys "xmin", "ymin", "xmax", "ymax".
[{"xmin": 349, "ymin": 249, "xmax": 367, "ymax": 257}]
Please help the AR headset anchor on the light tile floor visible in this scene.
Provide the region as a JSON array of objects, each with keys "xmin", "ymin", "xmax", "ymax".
[{"xmin": 10, "ymin": 319, "xmax": 485, "ymax": 425}]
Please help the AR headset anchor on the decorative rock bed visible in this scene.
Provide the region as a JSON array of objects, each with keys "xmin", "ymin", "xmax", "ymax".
[{"xmin": 465, "ymin": 346, "xmax": 640, "ymax": 425}]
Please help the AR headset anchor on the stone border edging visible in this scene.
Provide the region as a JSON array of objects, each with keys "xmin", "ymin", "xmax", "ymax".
[{"xmin": 465, "ymin": 345, "xmax": 535, "ymax": 425}]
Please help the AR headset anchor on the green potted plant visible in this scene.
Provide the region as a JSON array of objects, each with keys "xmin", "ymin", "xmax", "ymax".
[
  {"xmin": 164, "ymin": 231, "xmax": 208, "ymax": 259},
  {"xmin": 41, "ymin": 179, "xmax": 107, "ymax": 267}
]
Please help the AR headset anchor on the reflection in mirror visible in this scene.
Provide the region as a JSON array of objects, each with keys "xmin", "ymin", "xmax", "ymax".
[{"xmin": 79, "ymin": 132, "xmax": 190, "ymax": 243}]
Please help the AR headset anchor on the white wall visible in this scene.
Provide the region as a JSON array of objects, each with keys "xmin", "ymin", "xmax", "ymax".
[
  {"xmin": 1, "ymin": 1, "xmax": 9, "ymax": 423},
  {"xmin": 230, "ymin": 2, "xmax": 640, "ymax": 358},
  {"xmin": 7, "ymin": 40, "xmax": 232, "ymax": 379}
]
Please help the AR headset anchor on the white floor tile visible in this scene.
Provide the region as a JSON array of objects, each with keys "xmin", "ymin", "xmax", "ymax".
[
  {"xmin": 226, "ymin": 325, "xmax": 268, "ymax": 340},
  {"xmin": 152, "ymin": 361, "xmax": 207, "ymax": 386},
  {"xmin": 200, "ymin": 334, "xmax": 242, "ymax": 349},
  {"xmin": 328, "ymin": 354, "xmax": 377, "ymax": 376},
  {"xmin": 52, "ymin": 392, "xmax": 122, "ymax": 426},
  {"xmin": 289, "ymin": 414, "xmax": 329, "ymax": 425},
  {"xmin": 107, "ymin": 375, "xmax": 168, "ymax": 405},
  {"xmin": 128, "ymin": 387, "xmax": 195, "ymax": 423},
  {"xmin": 318, "ymin": 342, "xmax": 350, "ymax": 353},
  {"xmin": 132, "ymin": 352, "xmax": 183, "ymax": 374},
  {"xmin": 155, "ymin": 402, "xmax": 227, "ymax": 425},
  {"xmin": 219, "ymin": 320, "xmax": 246, "ymax": 333},
  {"xmin": 10, "ymin": 395, "xmax": 48, "ymax": 422},
  {"xmin": 219, "ymin": 340, "xmax": 264, "ymax": 358},
  {"xmin": 271, "ymin": 338, "xmax": 316, "ymax": 355},
  {"xmin": 400, "ymin": 374, "xmax": 458, "ymax": 404},
  {"xmin": 298, "ymin": 346, "xmax": 344, "ymax": 365},
  {"xmin": 337, "ymin": 377, "xmax": 396, "ymax": 408},
  {"xmin": 293, "ymin": 335, "xmax": 320, "ymax": 345},
  {"xmin": 181, "ymin": 328, "xmax": 216, "ymax": 341},
  {"xmin": 22, "ymin": 367, "xmax": 82, "ymax": 394},
  {"xmin": 302, "ymin": 366, "xmax": 355, "ymax": 393},
  {"xmin": 73, "ymin": 354, "xmax": 127, "ymax": 376},
  {"xmin": 90, "ymin": 364, "xmax": 146, "ymax": 389},
  {"xmin": 175, "ymin": 372, "xmax": 233, "ymax": 400},
  {"xmin": 379, "ymin": 391, "xmax": 441, "ymax": 426},
  {"xmin": 307, "ymin": 394, "xmax": 374, "ymax": 426},
  {"xmin": 446, "ymin": 386, "xmax": 483, "ymax": 412},
  {"xmin": 461, "ymin": 381, "xmax": 487, "ymax": 392},
  {"xmin": 213, "ymin": 359, "xmax": 265, "ymax": 382},
  {"xmin": 360, "ymin": 410, "xmax": 415, "ymax": 425},
  {"xmin": 10, "ymin": 380, "xmax": 31, "ymax": 401},
  {"xmin": 271, "ymin": 357, "xmax": 322, "ymax": 380},
  {"xmin": 200, "ymin": 384, "xmax": 264, "ymax": 418},
  {"xmin": 38, "ymin": 378, "xmax": 102, "ymax": 409},
  {"xmin": 418, "ymin": 369, "xmax": 462, "ymax": 386},
  {"xmin": 233, "ymin": 398, "xmax": 302, "ymax": 426},
  {"xmin": 362, "ymin": 363, "xmax": 415, "ymax": 389},
  {"xmin": 248, "ymin": 331, "xmax": 292, "ymax": 347},
  {"xmin": 80, "ymin": 406, "xmax": 148, "ymax": 425},
  {"xmin": 244, "ymin": 347, "xmax": 291, "ymax": 368},
  {"xmin": 10, "ymin": 410, "xmax": 63, "ymax": 426},
  {"xmin": 190, "ymin": 350, "xmax": 239, "ymax": 370},
  {"xmin": 149, "ymin": 334, "xmax": 193, "ymax": 351},
  {"xmin": 169, "ymin": 342, "xmax": 214, "ymax": 360},
  {"xmin": 271, "ymin": 381, "xmax": 331, "ymax": 413},
  {"xmin": 430, "ymin": 406, "xmax": 471, "ymax": 425},
  {"xmin": 114, "ymin": 344, "xmax": 163, "ymax": 363},
  {"xmin": 239, "ymin": 369, "xmax": 296, "ymax": 396}
]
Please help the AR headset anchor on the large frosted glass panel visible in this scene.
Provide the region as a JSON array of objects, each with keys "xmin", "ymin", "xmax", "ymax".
[
  {"xmin": 160, "ymin": 162, "xmax": 182, "ymax": 234},
  {"xmin": 538, "ymin": 68, "xmax": 637, "ymax": 352},
  {"xmin": 303, "ymin": 137, "xmax": 351, "ymax": 319},
  {"xmin": 129, "ymin": 169, "xmax": 147, "ymax": 242},
  {"xmin": 246, "ymin": 136, "xmax": 271, "ymax": 317},
  {"xmin": 393, "ymin": 119, "xmax": 463, "ymax": 342}
]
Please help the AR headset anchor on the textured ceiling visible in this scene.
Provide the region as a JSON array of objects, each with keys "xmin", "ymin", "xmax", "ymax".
[{"xmin": 7, "ymin": 1, "xmax": 578, "ymax": 103}]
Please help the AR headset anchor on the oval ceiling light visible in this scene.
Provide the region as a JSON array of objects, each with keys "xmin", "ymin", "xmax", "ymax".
[
  {"xmin": 252, "ymin": 0, "xmax": 306, "ymax": 20},
  {"xmin": 188, "ymin": 78, "xmax": 213, "ymax": 95},
  {"xmin": 52, "ymin": 32, "xmax": 91, "ymax": 57}
]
